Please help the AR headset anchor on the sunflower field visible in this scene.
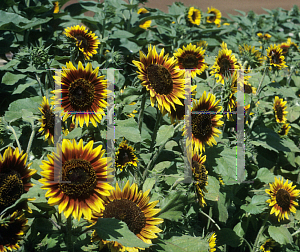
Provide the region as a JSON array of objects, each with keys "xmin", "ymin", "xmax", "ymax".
[{"xmin": 1, "ymin": 0, "xmax": 300, "ymax": 251}]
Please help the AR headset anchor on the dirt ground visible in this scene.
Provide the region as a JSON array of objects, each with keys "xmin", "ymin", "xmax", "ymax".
[{"xmin": 63, "ymin": 0, "xmax": 299, "ymax": 18}]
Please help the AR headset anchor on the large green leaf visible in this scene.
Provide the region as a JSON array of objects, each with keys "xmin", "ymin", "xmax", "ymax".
[
  {"xmin": 205, "ymin": 176, "xmax": 220, "ymax": 201},
  {"xmin": 2, "ymin": 72, "xmax": 26, "ymax": 85},
  {"xmin": 93, "ymin": 218, "xmax": 151, "ymax": 248},
  {"xmin": 216, "ymin": 228, "xmax": 242, "ymax": 247},
  {"xmin": 155, "ymin": 125, "xmax": 174, "ymax": 146},
  {"xmin": 255, "ymin": 168, "xmax": 275, "ymax": 184},
  {"xmin": 241, "ymin": 195, "xmax": 268, "ymax": 214},
  {"xmin": 268, "ymin": 226, "xmax": 292, "ymax": 245}
]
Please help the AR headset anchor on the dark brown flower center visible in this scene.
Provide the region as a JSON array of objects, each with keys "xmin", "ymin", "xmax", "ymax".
[
  {"xmin": 103, "ymin": 199, "xmax": 146, "ymax": 235},
  {"xmin": 60, "ymin": 159, "xmax": 97, "ymax": 198},
  {"xmin": 117, "ymin": 149, "xmax": 131, "ymax": 166},
  {"xmin": 181, "ymin": 54, "xmax": 199, "ymax": 68},
  {"xmin": 147, "ymin": 64, "xmax": 173, "ymax": 95},
  {"xmin": 219, "ymin": 57, "xmax": 232, "ymax": 77},
  {"xmin": 208, "ymin": 12, "xmax": 216, "ymax": 22},
  {"xmin": 276, "ymin": 188, "xmax": 290, "ymax": 211},
  {"xmin": 45, "ymin": 109, "xmax": 55, "ymax": 136},
  {"xmin": 192, "ymin": 11, "xmax": 197, "ymax": 22},
  {"xmin": 192, "ymin": 112, "xmax": 212, "ymax": 139},
  {"xmin": 0, "ymin": 172, "xmax": 24, "ymax": 209},
  {"xmin": 75, "ymin": 35, "xmax": 89, "ymax": 50},
  {"xmin": 271, "ymin": 51, "xmax": 280, "ymax": 65},
  {"xmin": 275, "ymin": 104, "xmax": 283, "ymax": 121},
  {"xmin": 68, "ymin": 78, "xmax": 95, "ymax": 111}
]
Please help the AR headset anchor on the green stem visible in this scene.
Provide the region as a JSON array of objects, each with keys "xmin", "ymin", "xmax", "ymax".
[
  {"xmin": 199, "ymin": 208, "xmax": 221, "ymax": 231},
  {"xmin": 46, "ymin": 62, "xmax": 55, "ymax": 90},
  {"xmin": 35, "ymin": 73, "xmax": 45, "ymax": 97},
  {"xmin": 26, "ymin": 125, "xmax": 36, "ymax": 155},
  {"xmin": 292, "ymin": 228, "xmax": 300, "ymax": 237},
  {"xmin": 138, "ymin": 89, "xmax": 146, "ymax": 134},
  {"xmin": 149, "ymin": 109, "xmax": 162, "ymax": 153},
  {"xmin": 242, "ymin": 237, "xmax": 253, "ymax": 251},
  {"xmin": 66, "ymin": 216, "xmax": 74, "ymax": 252},
  {"xmin": 252, "ymin": 213, "xmax": 269, "ymax": 252},
  {"xmin": 255, "ymin": 66, "xmax": 267, "ymax": 98},
  {"xmin": 7, "ymin": 126, "xmax": 21, "ymax": 151}
]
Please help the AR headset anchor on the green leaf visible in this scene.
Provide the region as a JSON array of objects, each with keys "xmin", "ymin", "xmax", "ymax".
[
  {"xmin": 268, "ymin": 226, "xmax": 292, "ymax": 245},
  {"xmin": 2, "ymin": 72, "xmax": 26, "ymax": 85},
  {"xmin": 142, "ymin": 177, "xmax": 156, "ymax": 192},
  {"xmin": 155, "ymin": 125, "xmax": 174, "ymax": 146},
  {"xmin": 157, "ymin": 235, "xmax": 209, "ymax": 252},
  {"xmin": 241, "ymin": 195, "xmax": 268, "ymax": 214},
  {"xmin": 216, "ymin": 228, "xmax": 242, "ymax": 247},
  {"xmin": 21, "ymin": 109, "xmax": 34, "ymax": 125},
  {"xmin": 115, "ymin": 118, "xmax": 142, "ymax": 142},
  {"xmin": 153, "ymin": 161, "xmax": 171, "ymax": 173},
  {"xmin": 255, "ymin": 168, "xmax": 275, "ymax": 184},
  {"xmin": 12, "ymin": 79, "xmax": 36, "ymax": 94},
  {"xmin": 93, "ymin": 218, "xmax": 151, "ymax": 248},
  {"xmin": 110, "ymin": 30, "xmax": 135, "ymax": 39},
  {"xmin": 217, "ymin": 192, "xmax": 228, "ymax": 222},
  {"xmin": 205, "ymin": 176, "xmax": 220, "ymax": 201},
  {"xmin": 63, "ymin": 127, "xmax": 82, "ymax": 139}
]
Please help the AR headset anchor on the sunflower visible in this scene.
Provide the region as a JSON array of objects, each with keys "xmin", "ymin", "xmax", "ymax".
[
  {"xmin": 184, "ymin": 91, "xmax": 224, "ymax": 154},
  {"xmin": 115, "ymin": 139, "xmax": 138, "ymax": 171},
  {"xmin": 64, "ymin": 25, "xmax": 100, "ymax": 60},
  {"xmin": 91, "ymin": 181, "xmax": 163, "ymax": 251},
  {"xmin": 51, "ymin": 61, "xmax": 107, "ymax": 128},
  {"xmin": 265, "ymin": 176, "xmax": 300, "ymax": 221},
  {"xmin": 187, "ymin": 7, "xmax": 201, "ymax": 26},
  {"xmin": 0, "ymin": 147, "xmax": 36, "ymax": 212},
  {"xmin": 238, "ymin": 44, "xmax": 265, "ymax": 69},
  {"xmin": 137, "ymin": 8, "xmax": 152, "ymax": 30},
  {"xmin": 208, "ymin": 232, "xmax": 217, "ymax": 252},
  {"xmin": 206, "ymin": 7, "xmax": 222, "ymax": 27},
  {"xmin": 280, "ymin": 38, "xmax": 299, "ymax": 55},
  {"xmin": 0, "ymin": 211, "xmax": 29, "ymax": 252},
  {"xmin": 38, "ymin": 96, "xmax": 55, "ymax": 144},
  {"xmin": 173, "ymin": 43, "xmax": 207, "ymax": 78},
  {"xmin": 197, "ymin": 40, "xmax": 208, "ymax": 49},
  {"xmin": 260, "ymin": 239, "xmax": 276, "ymax": 252},
  {"xmin": 273, "ymin": 96, "xmax": 288, "ymax": 123},
  {"xmin": 132, "ymin": 45, "xmax": 186, "ymax": 114},
  {"xmin": 266, "ymin": 44, "xmax": 287, "ymax": 70},
  {"xmin": 39, "ymin": 139, "xmax": 114, "ymax": 221},
  {"xmin": 278, "ymin": 123, "xmax": 291, "ymax": 136},
  {"xmin": 53, "ymin": 1, "xmax": 59, "ymax": 13},
  {"xmin": 257, "ymin": 33, "xmax": 272, "ymax": 40},
  {"xmin": 210, "ymin": 42, "xmax": 239, "ymax": 84},
  {"xmin": 192, "ymin": 153, "xmax": 208, "ymax": 207}
]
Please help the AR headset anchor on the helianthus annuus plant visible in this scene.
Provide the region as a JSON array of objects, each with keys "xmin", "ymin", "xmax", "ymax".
[
  {"xmin": 0, "ymin": 211, "xmax": 29, "ymax": 252},
  {"xmin": 192, "ymin": 153, "xmax": 208, "ymax": 207},
  {"xmin": 51, "ymin": 61, "xmax": 107, "ymax": 128},
  {"xmin": 137, "ymin": 8, "xmax": 152, "ymax": 29},
  {"xmin": 210, "ymin": 42, "xmax": 239, "ymax": 84},
  {"xmin": 265, "ymin": 177, "xmax": 300, "ymax": 221},
  {"xmin": 238, "ymin": 44, "xmax": 265, "ymax": 69},
  {"xmin": 132, "ymin": 45, "xmax": 186, "ymax": 114},
  {"xmin": 278, "ymin": 123, "xmax": 291, "ymax": 136},
  {"xmin": 91, "ymin": 181, "xmax": 163, "ymax": 251},
  {"xmin": 260, "ymin": 239, "xmax": 276, "ymax": 252},
  {"xmin": 273, "ymin": 96, "xmax": 288, "ymax": 123},
  {"xmin": 206, "ymin": 7, "xmax": 222, "ymax": 27},
  {"xmin": 173, "ymin": 43, "xmax": 207, "ymax": 78},
  {"xmin": 266, "ymin": 44, "xmax": 287, "ymax": 70},
  {"xmin": 184, "ymin": 91, "xmax": 224, "ymax": 153},
  {"xmin": 38, "ymin": 96, "xmax": 55, "ymax": 144},
  {"xmin": 115, "ymin": 139, "xmax": 138, "ymax": 171},
  {"xmin": 187, "ymin": 7, "xmax": 201, "ymax": 26},
  {"xmin": 0, "ymin": 147, "xmax": 36, "ymax": 211},
  {"xmin": 39, "ymin": 139, "xmax": 114, "ymax": 221},
  {"xmin": 64, "ymin": 25, "xmax": 100, "ymax": 60}
]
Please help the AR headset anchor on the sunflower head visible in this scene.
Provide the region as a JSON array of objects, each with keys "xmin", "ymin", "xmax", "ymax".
[
  {"xmin": 260, "ymin": 239, "xmax": 276, "ymax": 252},
  {"xmin": 210, "ymin": 42, "xmax": 239, "ymax": 84},
  {"xmin": 184, "ymin": 91, "xmax": 224, "ymax": 154},
  {"xmin": 64, "ymin": 25, "xmax": 100, "ymax": 60},
  {"xmin": 265, "ymin": 176, "xmax": 300, "ymax": 221},
  {"xmin": 0, "ymin": 147, "xmax": 36, "ymax": 212},
  {"xmin": 38, "ymin": 96, "xmax": 55, "ymax": 144},
  {"xmin": 39, "ymin": 139, "xmax": 114, "ymax": 221},
  {"xmin": 273, "ymin": 96, "xmax": 288, "ymax": 123},
  {"xmin": 192, "ymin": 153, "xmax": 208, "ymax": 207},
  {"xmin": 137, "ymin": 8, "xmax": 152, "ymax": 29},
  {"xmin": 132, "ymin": 45, "xmax": 185, "ymax": 114},
  {"xmin": 51, "ymin": 61, "xmax": 107, "ymax": 128},
  {"xmin": 278, "ymin": 123, "xmax": 291, "ymax": 136},
  {"xmin": 238, "ymin": 44, "xmax": 265, "ymax": 69},
  {"xmin": 115, "ymin": 139, "xmax": 138, "ymax": 171},
  {"xmin": 91, "ymin": 181, "xmax": 163, "ymax": 250},
  {"xmin": 257, "ymin": 33, "xmax": 272, "ymax": 40},
  {"xmin": 206, "ymin": 7, "xmax": 222, "ymax": 27},
  {"xmin": 173, "ymin": 43, "xmax": 207, "ymax": 78},
  {"xmin": 0, "ymin": 211, "xmax": 29, "ymax": 252},
  {"xmin": 187, "ymin": 7, "xmax": 201, "ymax": 26},
  {"xmin": 266, "ymin": 44, "xmax": 287, "ymax": 70},
  {"xmin": 208, "ymin": 232, "xmax": 217, "ymax": 252}
]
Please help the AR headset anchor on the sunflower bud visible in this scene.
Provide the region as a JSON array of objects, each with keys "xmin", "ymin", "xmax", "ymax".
[{"xmin": 31, "ymin": 46, "xmax": 49, "ymax": 67}]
